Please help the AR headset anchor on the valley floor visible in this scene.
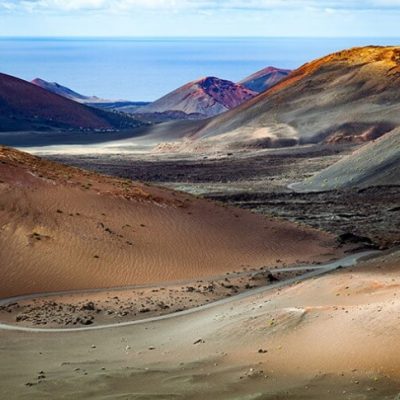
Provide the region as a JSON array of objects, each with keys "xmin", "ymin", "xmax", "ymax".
[{"xmin": 46, "ymin": 144, "xmax": 400, "ymax": 248}]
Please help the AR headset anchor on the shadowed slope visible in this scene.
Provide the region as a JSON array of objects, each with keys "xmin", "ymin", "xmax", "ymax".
[
  {"xmin": 292, "ymin": 128, "xmax": 400, "ymax": 191},
  {"xmin": 0, "ymin": 73, "xmax": 142, "ymax": 131}
]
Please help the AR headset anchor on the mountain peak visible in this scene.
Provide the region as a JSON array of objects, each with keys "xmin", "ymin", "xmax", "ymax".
[
  {"xmin": 31, "ymin": 78, "xmax": 89, "ymax": 101},
  {"xmin": 139, "ymin": 76, "xmax": 257, "ymax": 118},
  {"xmin": 239, "ymin": 66, "xmax": 291, "ymax": 93},
  {"xmin": 31, "ymin": 77, "xmax": 48, "ymax": 85},
  {"xmin": 186, "ymin": 45, "xmax": 400, "ymax": 150}
]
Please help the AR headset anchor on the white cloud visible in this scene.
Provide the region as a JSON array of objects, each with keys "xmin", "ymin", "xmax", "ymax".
[
  {"xmin": 2, "ymin": 0, "xmax": 201, "ymax": 12},
  {"xmin": 2, "ymin": 0, "xmax": 400, "ymax": 14}
]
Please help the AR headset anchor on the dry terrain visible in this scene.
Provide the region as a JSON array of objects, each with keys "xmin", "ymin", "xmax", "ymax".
[
  {"xmin": 138, "ymin": 76, "xmax": 257, "ymax": 118},
  {"xmin": 183, "ymin": 46, "xmax": 400, "ymax": 152},
  {"xmin": 292, "ymin": 127, "xmax": 400, "ymax": 191},
  {"xmin": 46, "ymin": 143, "xmax": 400, "ymax": 248},
  {"xmin": 0, "ymin": 146, "xmax": 338, "ymax": 299},
  {"xmin": 0, "ymin": 141, "xmax": 398, "ymax": 399},
  {"xmin": 0, "ymin": 250, "xmax": 399, "ymax": 399},
  {"xmin": 0, "ymin": 266, "xmax": 312, "ymax": 329},
  {"xmin": 1, "ymin": 45, "xmax": 400, "ymax": 400}
]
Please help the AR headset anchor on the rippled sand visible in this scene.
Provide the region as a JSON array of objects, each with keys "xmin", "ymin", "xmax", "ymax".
[{"xmin": 0, "ymin": 146, "xmax": 337, "ymax": 298}]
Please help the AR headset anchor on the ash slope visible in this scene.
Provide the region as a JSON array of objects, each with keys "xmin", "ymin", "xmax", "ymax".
[
  {"xmin": 0, "ymin": 73, "xmax": 142, "ymax": 132},
  {"xmin": 138, "ymin": 77, "xmax": 257, "ymax": 118},
  {"xmin": 292, "ymin": 128, "xmax": 400, "ymax": 191},
  {"xmin": 175, "ymin": 46, "xmax": 400, "ymax": 151},
  {"xmin": 0, "ymin": 146, "xmax": 336, "ymax": 298}
]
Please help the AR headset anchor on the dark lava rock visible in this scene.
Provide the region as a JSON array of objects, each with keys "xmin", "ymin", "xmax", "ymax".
[
  {"xmin": 81, "ymin": 302, "xmax": 96, "ymax": 311},
  {"xmin": 266, "ymin": 272, "xmax": 279, "ymax": 283},
  {"xmin": 16, "ymin": 314, "xmax": 28, "ymax": 322},
  {"xmin": 258, "ymin": 349, "xmax": 268, "ymax": 354},
  {"xmin": 80, "ymin": 319, "xmax": 94, "ymax": 325},
  {"xmin": 337, "ymin": 232, "xmax": 374, "ymax": 245}
]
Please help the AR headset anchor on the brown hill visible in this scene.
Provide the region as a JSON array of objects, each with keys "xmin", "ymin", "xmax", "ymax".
[
  {"xmin": 0, "ymin": 73, "xmax": 142, "ymax": 131},
  {"xmin": 0, "ymin": 146, "xmax": 338, "ymax": 298}
]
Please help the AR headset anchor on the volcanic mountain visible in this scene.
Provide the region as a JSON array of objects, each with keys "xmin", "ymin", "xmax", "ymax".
[
  {"xmin": 31, "ymin": 78, "xmax": 148, "ymax": 111},
  {"xmin": 0, "ymin": 145, "xmax": 336, "ymax": 298},
  {"xmin": 0, "ymin": 73, "xmax": 142, "ymax": 131},
  {"xmin": 137, "ymin": 77, "xmax": 257, "ymax": 118},
  {"xmin": 239, "ymin": 66, "xmax": 291, "ymax": 93},
  {"xmin": 31, "ymin": 78, "xmax": 97, "ymax": 103},
  {"xmin": 168, "ymin": 46, "xmax": 400, "ymax": 151}
]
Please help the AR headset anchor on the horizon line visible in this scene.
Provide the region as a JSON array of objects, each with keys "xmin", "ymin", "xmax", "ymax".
[{"xmin": 1, "ymin": 35, "xmax": 400, "ymax": 40}]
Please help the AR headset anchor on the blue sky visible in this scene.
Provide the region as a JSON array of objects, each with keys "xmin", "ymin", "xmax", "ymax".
[{"xmin": 1, "ymin": 0, "xmax": 400, "ymax": 37}]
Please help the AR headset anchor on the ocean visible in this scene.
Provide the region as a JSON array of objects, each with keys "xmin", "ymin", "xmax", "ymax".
[{"xmin": 0, "ymin": 37, "xmax": 399, "ymax": 101}]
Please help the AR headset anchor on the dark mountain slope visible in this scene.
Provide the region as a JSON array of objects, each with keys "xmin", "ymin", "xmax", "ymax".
[{"xmin": 0, "ymin": 73, "xmax": 143, "ymax": 132}]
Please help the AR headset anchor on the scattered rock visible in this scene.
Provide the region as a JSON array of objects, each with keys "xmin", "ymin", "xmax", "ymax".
[{"xmin": 81, "ymin": 302, "xmax": 96, "ymax": 311}]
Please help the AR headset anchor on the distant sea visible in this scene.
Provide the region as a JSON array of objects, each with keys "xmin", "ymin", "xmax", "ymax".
[{"xmin": 0, "ymin": 37, "xmax": 399, "ymax": 101}]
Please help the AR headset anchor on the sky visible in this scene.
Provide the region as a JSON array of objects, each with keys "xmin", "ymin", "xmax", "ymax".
[{"xmin": 1, "ymin": 0, "xmax": 400, "ymax": 37}]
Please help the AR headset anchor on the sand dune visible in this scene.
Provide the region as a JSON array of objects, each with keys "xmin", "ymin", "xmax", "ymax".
[{"xmin": 0, "ymin": 146, "xmax": 338, "ymax": 298}]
